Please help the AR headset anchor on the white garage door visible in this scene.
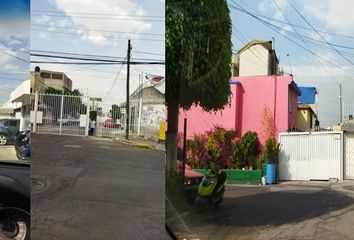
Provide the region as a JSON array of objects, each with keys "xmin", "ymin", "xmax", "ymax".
[
  {"xmin": 279, "ymin": 132, "xmax": 343, "ymax": 181},
  {"xmin": 345, "ymin": 134, "xmax": 354, "ymax": 179}
]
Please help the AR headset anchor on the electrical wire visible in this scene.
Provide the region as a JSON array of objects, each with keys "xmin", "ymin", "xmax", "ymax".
[{"xmin": 31, "ymin": 24, "xmax": 164, "ymax": 37}]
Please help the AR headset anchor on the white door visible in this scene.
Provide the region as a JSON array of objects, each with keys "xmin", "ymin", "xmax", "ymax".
[
  {"xmin": 279, "ymin": 132, "xmax": 342, "ymax": 181},
  {"xmin": 279, "ymin": 134, "xmax": 309, "ymax": 180},
  {"xmin": 345, "ymin": 134, "xmax": 354, "ymax": 179}
]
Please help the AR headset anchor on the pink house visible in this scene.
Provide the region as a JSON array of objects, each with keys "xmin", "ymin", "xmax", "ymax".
[{"xmin": 178, "ymin": 74, "xmax": 301, "ymax": 145}]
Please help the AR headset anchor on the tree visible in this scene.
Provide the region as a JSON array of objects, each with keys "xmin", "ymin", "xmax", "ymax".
[
  {"xmin": 44, "ymin": 87, "xmax": 62, "ymax": 95},
  {"xmin": 166, "ymin": 0, "xmax": 232, "ymax": 170},
  {"xmin": 110, "ymin": 104, "xmax": 121, "ymax": 122}
]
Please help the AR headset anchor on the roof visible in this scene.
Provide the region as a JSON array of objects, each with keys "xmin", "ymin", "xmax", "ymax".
[
  {"xmin": 298, "ymin": 87, "xmax": 318, "ymax": 104},
  {"xmin": 289, "ymin": 81, "xmax": 302, "ymax": 96},
  {"xmin": 298, "ymin": 104, "xmax": 316, "ymax": 115},
  {"xmin": 238, "ymin": 40, "xmax": 272, "ymax": 54},
  {"xmin": 229, "ymin": 80, "xmax": 240, "ymax": 85},
  {"xmin": 129, "ymin": 79, "xmax": 165, "ymax": 99}
]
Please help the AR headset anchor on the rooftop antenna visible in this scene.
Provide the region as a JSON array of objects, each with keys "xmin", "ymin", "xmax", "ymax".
[{"xmin": 287, "ymin": 53, "xmax": 293, "ymax": 75}]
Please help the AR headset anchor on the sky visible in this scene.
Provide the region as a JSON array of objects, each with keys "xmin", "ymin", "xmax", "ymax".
[
  {"xmin": 229, "ymin": 0, "xmax": 354, "ymax": 128},
  {"xmin": 30, "ymin": 0, "xmax": 165, "ymax": 112},
  {"xmin": 0, "ymin": 0, "xmax": 30, "ymax": 103}
]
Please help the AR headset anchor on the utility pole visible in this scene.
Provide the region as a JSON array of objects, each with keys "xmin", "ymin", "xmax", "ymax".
[
  {"xmin": 272, "ymin": 37, "xmax": 277, "ymax": 135},
  {"xmin": 125, "ymin": 39, "xmax": 132, "ymax": 140},
  {"xmin": 339, "ymin": 83, "xmax": 343, "ymax": 123}
]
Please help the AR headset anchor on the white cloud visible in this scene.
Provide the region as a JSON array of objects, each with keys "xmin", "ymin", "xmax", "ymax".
[
  {"xmin": 51, "ymin": 0, "xmax": 153, "ymax": 46},
  {"xmin": 35, "ymin": 15, "xmax": 51, "ymax": 24},
  {"xmin": 7, "ymin": 39, "xmax": 22, "ymax": 46},
  {"xmin": 39, "ymin": 31, "xmax": 48, "ymax": 39},
  {"xmin": 258, "ymin": 0, "xmax": 288, "ymax": 20},
  {"xmin": 302, "ymin": 0, "xmax": 354, "ymax": 34}
]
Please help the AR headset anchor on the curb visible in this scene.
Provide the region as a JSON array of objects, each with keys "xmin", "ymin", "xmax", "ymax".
[{"xmin": 113, "ymin": 138, "xmax": 156, "ymax": 150}]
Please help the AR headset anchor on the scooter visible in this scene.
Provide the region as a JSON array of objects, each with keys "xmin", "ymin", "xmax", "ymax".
[
  {"xmin": 195, "ymin": 151, "xmax": 227, "ymax": 213},
  {"xmin": 14, "ymin": 130, "xmax": 32, "ymax": 161}
]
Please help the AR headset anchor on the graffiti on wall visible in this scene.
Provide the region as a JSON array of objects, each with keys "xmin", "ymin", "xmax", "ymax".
[{"xmin": 141, "ymin": 104, "xmax": 165, "ymax": 128}]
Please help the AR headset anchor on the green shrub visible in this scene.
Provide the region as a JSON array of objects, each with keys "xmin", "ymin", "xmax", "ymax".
[
  {"xmin": 186, "ymin": 125, "xmax": 237, "ymax": 169},
  {"xmin": 260, "ymin": 137, "xmax": 280, "ymax": 164},
  {"xmin": 231, "ymin": 131, "xmax": 260, "ymax": 169}
]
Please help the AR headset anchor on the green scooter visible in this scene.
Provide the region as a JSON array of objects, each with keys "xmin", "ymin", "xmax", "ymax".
[{"xmin": 195, "ymin": 152, "xmax": 227, "ymax": 213}]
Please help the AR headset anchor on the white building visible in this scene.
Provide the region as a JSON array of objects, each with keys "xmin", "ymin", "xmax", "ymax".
[
  {"xmin": 232, "ymin": 40, "xmax": 279, "ymax": 77},
  {"xmin": 0, "ymin": 80, "xmax": 31, "ymax": 131}
]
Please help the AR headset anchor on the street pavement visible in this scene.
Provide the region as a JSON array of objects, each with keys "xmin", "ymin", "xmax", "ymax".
[
  {"xmin": 30, "ymin": 134, "xmax": 165, "ymax": 240},
  {"xmin": 0, "ymin": 145, "xmax": 17, "ymax": 161},
  {"xmin": 171, "ymin": 181, "xmax": 354, "ymax": 240}
]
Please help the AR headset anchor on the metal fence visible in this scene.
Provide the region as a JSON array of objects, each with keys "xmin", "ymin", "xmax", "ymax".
[
  {"xmin": 31, "ymin": 93, "xmax": 89, "ymax": 136},
  {"xmin": 95, "ymin": 99, "xmax": 141, "ymax": 139}
]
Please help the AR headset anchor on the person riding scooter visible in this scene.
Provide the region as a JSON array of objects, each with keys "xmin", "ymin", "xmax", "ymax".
[
  {"xmin": 195, "ymin": 151, "xmax": 227, "ymax": 212},
  {"xmin": 14, "ymin": 129, "xmax": 32, "ymax": 161}
]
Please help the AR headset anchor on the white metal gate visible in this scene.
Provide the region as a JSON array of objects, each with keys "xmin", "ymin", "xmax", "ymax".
[
  {"xmin": 279, "ymin": 132, "xmax": 343, "ymax": 181},
  {"xmin": 345, "ymin": 134, "xmax": 354, "ymax": 179},
  {"xmin": 96, "ymin": 99, "xmax": 141, "ymax": 139},
  {"xmin": 31, "ymin": 93, "xmax": 89, "ymax": 136}
]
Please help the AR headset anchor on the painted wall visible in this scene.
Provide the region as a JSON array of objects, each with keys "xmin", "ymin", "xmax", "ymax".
[
  {"xmin": 239, "ymin": 45, "xmax": 269, "ymax": 76},
  {"xmin": 178, "ymin": 83, "xmax": 239, "ymax": 139},
  {"xmin": 296, "ymin": 108, "xmax": 311, "ymax": 131},
  {"xmin": 178, "ymin": 75, "xmax": 299, "ymax": 145}
]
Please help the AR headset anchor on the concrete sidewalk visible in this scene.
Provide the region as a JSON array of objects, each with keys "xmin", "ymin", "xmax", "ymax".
[
  {"xmin": 0, "ymin": 145, "xmax": 18, "ymax": 161},
  {"xmin": 113, "ymin": 137, "xmax": 165, "ymax": 151}
]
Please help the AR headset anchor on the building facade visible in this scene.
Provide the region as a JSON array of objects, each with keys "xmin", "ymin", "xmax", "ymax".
[
  {"xmin": 178, "ymin": 75, "xmax": 300, "ymax": 146},
  {"xmin": 30, "ymin": 68, "xmax": 73, "ymax": 93}
]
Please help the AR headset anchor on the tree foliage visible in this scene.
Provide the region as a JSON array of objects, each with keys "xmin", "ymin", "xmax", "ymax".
[
  {"xmin": 110, "ymin": 104, "xmax": 121, "ymax": 122},
  {"xmin": 166, "ymin": 0, "xmax": 232, "ymax": 111}
]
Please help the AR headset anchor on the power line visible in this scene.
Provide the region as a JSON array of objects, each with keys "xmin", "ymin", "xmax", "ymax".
[
  {"xmin": 31, "ymin": 53, "xmax": 164, "ymax": 62},
  {"xmin": 31, "ymin": 24, "xmax": 164, "ymax": 36},
  {"xmin": 31, "ymin": 13, "xmax": 164, "ymax": 22},
  {"xmin": 236, "ymin": 0, "xmax": 354, "ymax": 40},
  {"xmin": 132, "ymin": 50, "xmax": 165, "ymax": 56},
  {"xmin": 0, "ymin": 49, "xmax": 30, "ymax": 63},
  {"xmin": 31, "ymin": 61, "xmax": 165, "ymax": 65},
  {"xmin": 31, "ymin": 29, "xmax": 164, "ymax": 42},
  {"xmin": 228, "ymin": 2, "xmax": 354, "ymax": 76},
  {"xmin": 31, "ymin": 49, "xmax": 126, "ymax": 60},
  {"xmin": 31, "ymin": 10, "xmax": 164, "ymax": 18},
  {"xmin": 284, "ymin": 0, "xmax": 354, "ymax": 67}
]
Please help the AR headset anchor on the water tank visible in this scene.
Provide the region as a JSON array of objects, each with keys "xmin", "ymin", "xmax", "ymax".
[{"xmin": 265, "ymin": 163, "xmax": 276, "ymax": 184}]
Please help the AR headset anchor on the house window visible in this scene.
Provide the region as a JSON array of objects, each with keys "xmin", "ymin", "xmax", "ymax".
[
  {"xmin": 288, "ymin": 89, "xmax": 293, "ymax": 113},
  {"xmin": 52, "ymin": 73, "xmax": 63, "ymax": 79},
  {"xmin": 40, "ymin": 72, "xmax": 51, "ymax": 78}
]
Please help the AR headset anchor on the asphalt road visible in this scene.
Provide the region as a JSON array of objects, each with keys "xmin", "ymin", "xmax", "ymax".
[
  {"xmin": 30, "ymin": 134, "xmax": 165, "ymax": 240},
  {"xmin": 171, "ymin": 181, "xmax": 354, "ymax": 240}
]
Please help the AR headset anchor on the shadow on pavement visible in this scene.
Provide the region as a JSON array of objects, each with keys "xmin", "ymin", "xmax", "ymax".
[{"xmin": 185, "ymin": 188, "xmax": 353, "ymax": 228}]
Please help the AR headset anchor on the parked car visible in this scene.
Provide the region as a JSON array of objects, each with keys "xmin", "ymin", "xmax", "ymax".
[
  {"xmin": 177, "ymin": 160, "xmax": 205, "ymax": 200},
  {"xmin": 0, "ymin": 119, "xmax": 20, "ymax": 145},
  {"xmin": 103, "ymin": 119, "xmax": 115, "ymax": 128},
  {"xmin": 56, "ymin": 116, "xmax": 80, "ymax": 126},
  {"xmin": 0, "ymin": 161, "xmax": 30, "ymax": 240}
]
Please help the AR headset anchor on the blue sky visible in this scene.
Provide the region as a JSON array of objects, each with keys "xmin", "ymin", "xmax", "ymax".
[
  {"xmin": 229, "ymin": 0, "xmax": 354, "ymax": 127},
  {"xmin": 0, "ymin": 0, "xmax": 30, "ymax": 103},
  {"xmin": 30, "ymin": 0, "xmax": 165, "ymax": 111}
]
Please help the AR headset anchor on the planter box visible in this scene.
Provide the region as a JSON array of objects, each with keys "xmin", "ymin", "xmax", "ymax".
[{"xmin": 194, "ymin": 169, "xmax": 261, "ymax": 185}]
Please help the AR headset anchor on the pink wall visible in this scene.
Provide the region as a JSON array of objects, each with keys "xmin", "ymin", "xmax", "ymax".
[
  {"xmin": 178, "ymin": 75, "xmax": 299, "ymax": 145},
  {"xmin": 178, "ymin": 83, "xmax": 240, "ymax": 139}
]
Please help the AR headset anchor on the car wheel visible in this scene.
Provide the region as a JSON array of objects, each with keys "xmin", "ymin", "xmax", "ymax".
[
  {"xmin": 0, "ymin": 134, "xmax": 8, "ymax": 145},
  {"xmin": 0, "ymin": 207, "xmax": 30, "ymax": 240}
]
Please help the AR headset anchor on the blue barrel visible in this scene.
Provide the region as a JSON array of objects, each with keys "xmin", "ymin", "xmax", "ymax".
[{"xmin": 266, "ymin": 163, "xmax": 276, "ymax": 184}]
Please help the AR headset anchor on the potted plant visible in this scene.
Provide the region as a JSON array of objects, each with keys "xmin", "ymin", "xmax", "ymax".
[{"xmin": 262, "ymin": 138, "xmax": 280, "ymax": 184}]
